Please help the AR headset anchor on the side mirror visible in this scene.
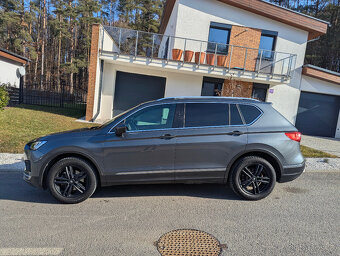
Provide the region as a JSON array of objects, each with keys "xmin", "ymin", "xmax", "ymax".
[{"xmin": 114, "ymin": 123, "xmax": 127, "ymax": 137}]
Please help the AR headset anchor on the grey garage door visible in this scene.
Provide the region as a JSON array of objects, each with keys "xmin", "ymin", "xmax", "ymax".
[
  {"xmin": 296, "ymin": 91, "xmax": 340, "ymax": 137},
  {"xmin": 113, "ymin": 71, "xmax": 166, "ymax": 116}
]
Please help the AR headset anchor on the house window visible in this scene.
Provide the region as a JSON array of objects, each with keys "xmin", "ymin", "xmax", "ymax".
[
  {"xmin": 201, "ymin": 77, "xmax": 224, "ymax": 96},
  {"xmin": 207, "ymin": 22, "xmax": 231, "ymax": 54},
  {"xmin": 252, "ymin": 83, "xmax": 269, "ymax": 102},
  {"xmin": 259, "ymin": 30, "xmax": 277, "ymax": 59}
]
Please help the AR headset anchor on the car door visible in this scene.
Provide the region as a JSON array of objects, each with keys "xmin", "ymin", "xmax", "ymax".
[
  {"xmin": 174, "ymin": 103, "xmax": 247, "ymax": 183},
  {"xmin": 101, "ymin": 103, "xmax": 178, "ymax": 184}
]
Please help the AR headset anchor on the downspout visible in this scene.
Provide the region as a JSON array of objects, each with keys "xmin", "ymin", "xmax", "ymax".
[{"xmin": 90, "ymin": 59, "xmax": 104, "ymax": 122}]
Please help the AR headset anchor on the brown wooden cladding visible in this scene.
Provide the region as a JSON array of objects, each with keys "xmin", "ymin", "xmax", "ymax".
[
  {"xmin": 221, "ymin": 80, "xmax": 253, "ymax": 98},
  {"xmin": 0, "ymin": 50, "xmax": 28, "ymax": 65},
  {"xmin": 159, "ymin": 0, "xmax": 328, "ymax": 40},
  {"xmin": 85, "ymin": 23, "xmax": 100, "ymax": 121},
  {"xmin": 302, "ymin": 66, "xmax": 340, "ymax": 85}
]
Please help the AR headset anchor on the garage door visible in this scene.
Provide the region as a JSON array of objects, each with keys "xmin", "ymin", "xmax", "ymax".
[
  {"xmin": 296, "ymin": 91, "xmax": 340, "ymax": 137},
  {"xmin": 113, "ymin": 71, "xmax": 166, "ymax": 116}
]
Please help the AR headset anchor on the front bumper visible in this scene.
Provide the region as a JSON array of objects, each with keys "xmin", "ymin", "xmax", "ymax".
[
  {"xmin": 278, "ymin": 160, "xmax": 305, "ymax": 183},
  {"xmin": 23, "ymin": 146, "xmax": 46, "ymax": 189}
]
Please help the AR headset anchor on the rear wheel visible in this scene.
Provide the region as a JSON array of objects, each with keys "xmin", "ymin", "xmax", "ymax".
[
  {"xmin": 47, "ymin": 157, "xmax": 97, "ymax": 204},
  {"xmin": 229, "ymin": 156, "xmax": 276, "ymax": 200}
]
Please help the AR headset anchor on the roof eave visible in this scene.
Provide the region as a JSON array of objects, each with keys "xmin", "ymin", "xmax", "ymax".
[{"xmin": 159, "ymin": 0, "xmax": 328, "ymax": 39}]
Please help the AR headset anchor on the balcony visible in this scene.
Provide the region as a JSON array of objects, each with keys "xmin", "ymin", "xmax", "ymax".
[{"xmin": 99, "ymin": 26, "xmax": 297, "ymax": 83}]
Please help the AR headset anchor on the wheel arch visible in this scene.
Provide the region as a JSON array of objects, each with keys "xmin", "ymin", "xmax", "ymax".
[
  {"xmin": 225, "ymin": 150, "xmax": 283, "ymax": 183},
  {"xmin": 41, "ymin": 152, "xmax": 102, "ymax": 189}
]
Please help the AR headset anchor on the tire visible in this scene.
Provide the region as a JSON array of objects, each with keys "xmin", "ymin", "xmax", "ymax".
[
  {"xmin": 229, "ymin": 156, "xmax": 276, "ymax": 200},
  {"xmin": 46, "ymin": 157, "xmax": 97, "ymax": 204}
]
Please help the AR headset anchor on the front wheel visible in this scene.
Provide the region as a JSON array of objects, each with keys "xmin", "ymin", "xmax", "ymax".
[
  {"xmin": 229, "ymin": 156, "xmax": 276, "ymax": 200},
  {"xmin": 47, "ymin": 157, "xmax": 97, "ymax": 204}
]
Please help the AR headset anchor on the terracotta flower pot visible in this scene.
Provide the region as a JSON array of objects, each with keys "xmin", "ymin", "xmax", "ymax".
[
  {"xmin": 217, "ymin": 55, "xmax": 228, "ymax": 67},
  {"xmin": 194, "ymin": 52, "xmax": 206, "ymax": 64},
  {"xmin": 184, "ymin": 50, "xmax": 194, "ymax": 62},
  {"xmin": 172, "ymin": 48, "xmax": 183, "ymax": 61},
  {"xmin": 206, "ymin": 53, "xmax": 216, "ymax": 65}
]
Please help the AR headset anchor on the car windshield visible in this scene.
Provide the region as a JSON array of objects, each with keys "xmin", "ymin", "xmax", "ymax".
[{"xmin": 97, "ymin": 105, "xmax": 140, "ymax": 129}]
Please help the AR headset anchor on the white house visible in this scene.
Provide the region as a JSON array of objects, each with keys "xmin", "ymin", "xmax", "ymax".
[
  {"xmin": 85, "ymin": 0, "xmax": 340, "ymax": 138},
  {"xmin": 0, "ymin": 48, "xmax": 29, "ymax": 88}
]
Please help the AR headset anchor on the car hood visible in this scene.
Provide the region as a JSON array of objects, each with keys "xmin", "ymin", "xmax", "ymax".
[{"xmin": 34, "ymin": 127, "xmax": 100, "ymax": 141}]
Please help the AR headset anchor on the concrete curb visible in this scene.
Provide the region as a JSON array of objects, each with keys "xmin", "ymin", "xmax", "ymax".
[{"xmin": 1, "ymin": 153, "xmax": 339, "ymax": 173}]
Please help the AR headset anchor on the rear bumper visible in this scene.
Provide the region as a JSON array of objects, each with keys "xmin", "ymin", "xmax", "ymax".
[{"xmin": 278, "ymin": 161, "xmax": 305, "ymax": 183}]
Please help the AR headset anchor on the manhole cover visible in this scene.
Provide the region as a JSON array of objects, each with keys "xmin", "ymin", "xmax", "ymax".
[{"xmin": 155, "ymin": 229, "xmax": 226, "ymax": 256}]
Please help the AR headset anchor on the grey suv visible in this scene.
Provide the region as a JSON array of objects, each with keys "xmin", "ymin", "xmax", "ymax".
[{"xmin": 24, "ymin": 97, "xmax": 305, "ymax": 203}]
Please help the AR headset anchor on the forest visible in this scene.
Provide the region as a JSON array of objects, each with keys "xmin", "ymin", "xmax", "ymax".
[{"xmin": 0, "ymin": 0, "xmax": 339, "ymax": 94}]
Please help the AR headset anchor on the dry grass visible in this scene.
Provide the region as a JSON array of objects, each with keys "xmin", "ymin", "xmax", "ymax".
[
  {"xmin": 0, "ymin": 104, "xmax": 97, "ymax": 153},
  {"xmin": 300, "ymin": 145, "xmax": 337, "ymax": 158}
]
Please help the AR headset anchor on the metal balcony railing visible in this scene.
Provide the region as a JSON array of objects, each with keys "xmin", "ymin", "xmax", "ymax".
[{"xmin": 101, "ymin": 26, "xmax": 297, "ymax": 79}]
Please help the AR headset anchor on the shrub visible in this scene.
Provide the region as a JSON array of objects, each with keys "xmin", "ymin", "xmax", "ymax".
[{"xmin": 0, "ymin": 83, "xmax": 10, "ymax": 110}]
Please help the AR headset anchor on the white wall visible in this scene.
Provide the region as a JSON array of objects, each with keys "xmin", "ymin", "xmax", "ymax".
[
  {"xmin": 0, "ymin": 58, "xmax": 22, "ymax": 87},
  {"xmin": 165, "ymin": 0, "xmax": 309, "ymax": 124},
  {"xmin": 300, "ymin": 75, "xmax": 340, "ymax": 96},
  {"xmin": 95, "ymin": 61, "xmax": 203, "ymax": 121}
]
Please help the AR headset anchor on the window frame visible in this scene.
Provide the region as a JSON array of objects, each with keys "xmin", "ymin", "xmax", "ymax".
[
  {"xmin": 108, "ymin": 102, "xmax": 263, "ymax": 134},
  {"xmin": 238, "ymin": 103, "xmax": 263, "ymax": 125},
  {"xmin": 207, "ymin": 22, "xmax": 232, "ymax": 55},
  {"xmin": 258, "ymin": 30, "xmax": 278, "ymax": 60}
]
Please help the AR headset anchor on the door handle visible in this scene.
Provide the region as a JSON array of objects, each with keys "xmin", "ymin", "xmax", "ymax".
[
  {"xmin": 159, "ymin": 134, "xmax": 175, "ymax": 140},
  {"xmin": 230, "ymin": 130, "xmax": 243, "ymax": 136}
]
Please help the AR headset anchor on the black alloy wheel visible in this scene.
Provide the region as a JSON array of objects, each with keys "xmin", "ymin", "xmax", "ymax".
[
  {"xmin": 229, "ymin": 156, "xmax": 276, "ymax": 200},
  {"xmin": 47, "ymin": 157, "xmax": 97, "ymax": 204},
  {"xmin": 54, "ymin": 165, "xmax": 88, "ymax": 198}
]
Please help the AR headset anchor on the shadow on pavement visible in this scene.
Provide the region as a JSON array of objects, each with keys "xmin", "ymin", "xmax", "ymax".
[{"xmin": 0, "ymin": 172, "xmax": 240, "ymax": 204}]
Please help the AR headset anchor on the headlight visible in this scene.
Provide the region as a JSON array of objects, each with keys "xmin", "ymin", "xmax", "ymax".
[{"xmin": 30, "ymin": 141, "xmax": 47, "ymax": 150}]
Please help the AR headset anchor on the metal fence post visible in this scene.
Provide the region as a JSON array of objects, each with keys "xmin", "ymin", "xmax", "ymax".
[
  {"xmin": 214, "ymin": 43, "xmax": 218, "ymax": 67},
  {"xmin": 135, "ymin": 31, "xmax": 139, "ymax": 57},
  {"xmin": 228, "ymin": 45, "xmax": 233, "ymax": 71},
  {"xmin": 198, "ymin": 41, "xmax": 202, "ymax": 67},
  {"xmin": 167, "ymin": 36, "xmax": 172, "ymax": 62},
  {"xmin": 271, "ymin": 52, "xmax": 277, "ymax": 77},
  {"xmin": 183, "ymin": 38, "xmax": 187, "ymax": 64},
  {"xmin": 257, "ymin": 50, "xmax": 263, "ymax": 76},
  {"xmin": 151, "ymin": 34, "xmax": 155, "ymax": 59}
]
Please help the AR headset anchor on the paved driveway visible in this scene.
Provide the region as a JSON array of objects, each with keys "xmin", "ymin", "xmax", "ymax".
[
  {"xmin": 0, "ymin": 169, "xmax": 339, "ymax": 256},
  {"xmin": 301, "ymin": 135, "xmax": 340, "ymax": 157}
]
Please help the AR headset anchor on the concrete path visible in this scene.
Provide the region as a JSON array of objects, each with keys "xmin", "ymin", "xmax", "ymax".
[
  {"xmin": 301, "ymin": 135, "xmax": 340, "ymax": 157},
  {"xmin": 1, "ymin": 169, "xmax": 340, "ymax": 255}
]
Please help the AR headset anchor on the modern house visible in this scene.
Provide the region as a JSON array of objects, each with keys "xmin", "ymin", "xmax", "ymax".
[
  {"xmin": 85, "ymin": 0, "xmax": 340, "ymax": 138},
  {"xmin": 0, "ymin": 48, "xmax": 29, "ymax": 88}
]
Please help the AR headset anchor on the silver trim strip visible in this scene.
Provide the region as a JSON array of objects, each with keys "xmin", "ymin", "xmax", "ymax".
[{"xmin": 115, "ymin": 168, "xmax": 226, "ymax": 175}]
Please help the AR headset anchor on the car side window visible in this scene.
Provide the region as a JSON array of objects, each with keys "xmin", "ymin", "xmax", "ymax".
[
  {"xmin": 124, "ymin": 104, "xmax": 176, "ymax": 131},
  {"xmin": 185, "ymin": 103, "xmax": 229, "ymax": 127},
  {"xmin": 238, "ymin": 104, "xmax": 262, "ymax": 124},
  {"xmin": 230, "ymin": 104, "xmax": 243, "ymax": 125}
]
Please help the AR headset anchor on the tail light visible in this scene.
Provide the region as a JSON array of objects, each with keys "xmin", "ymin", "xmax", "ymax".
[{"xmin": 285, "ymin": 132, "xmax": 301, "ymax": 142}]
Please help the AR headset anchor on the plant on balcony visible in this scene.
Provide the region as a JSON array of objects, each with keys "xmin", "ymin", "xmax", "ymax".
[
  {"xmin": 172, "ymin": 49, "xmax": 183, "ymax": 61},
  {"xmin": 217, "ymin": 55, "xmax": 228, "ymax": 67},
  {"xmin": 206, "ymin": 53, "xmax": 216, "ymax": 65},
  {"xmin": 194, "ymin": 52, "xmax": 205, "ymax": 64},
  {"xmin": 184, "ymin": 50, "xmax": 194, "ymax": 62}
]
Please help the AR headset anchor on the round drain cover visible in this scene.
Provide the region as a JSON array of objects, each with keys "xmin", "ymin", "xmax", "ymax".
[{"xmin": 156, "ymin": 229, "xmax": 225, "ymax": 256}]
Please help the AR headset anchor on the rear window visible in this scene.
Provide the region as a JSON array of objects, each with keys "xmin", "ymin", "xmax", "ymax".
[
  {"xmin": 185, "ymin": 103, "xmax": 229, "ymax": 127},
  {"xmin": 238, "ymin": 104, "xmax": 262, "ymax": 124},
  {"xmin": 230, "ymin": 104, "xmax": 243, "ymax": 125}
]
